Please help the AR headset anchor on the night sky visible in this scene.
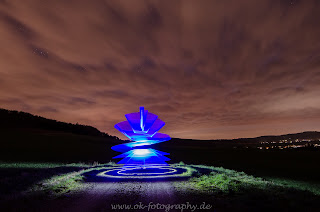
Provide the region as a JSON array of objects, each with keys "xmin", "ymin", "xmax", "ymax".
[{"xmin": 0, "ymin": 0, "xmax": 320, "ymax": 139}]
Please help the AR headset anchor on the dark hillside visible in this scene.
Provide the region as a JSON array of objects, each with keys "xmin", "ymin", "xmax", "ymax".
[
  {"xmin": 0, "ymin": 108, "xmax": 121, "ymax": 162},
  {"xmin": 0, "ymin": 108, "xmax": 118, "ymax": 139}
]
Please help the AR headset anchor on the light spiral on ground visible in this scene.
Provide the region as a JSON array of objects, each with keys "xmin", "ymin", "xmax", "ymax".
[{"xmin": 83, "ymin": 165, "xmax": 196, "ymax": 181}]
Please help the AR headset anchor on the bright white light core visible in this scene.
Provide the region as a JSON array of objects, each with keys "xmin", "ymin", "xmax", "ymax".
[{"xmin": 133, "ymin": 149, "xmax": 150, "ymax": 155}]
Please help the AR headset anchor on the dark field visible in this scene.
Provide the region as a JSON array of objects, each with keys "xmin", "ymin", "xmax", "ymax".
[
  {"xmin": 1, "ymin": 128, "xmax": 320, "ymax": 182},
  {"xmin": 0, "ymin": 128, "xmax": 118, "ymax": 162},
  {"xmin": 158, "ymin": 139, "xmax": 320, "ymax": 182}
]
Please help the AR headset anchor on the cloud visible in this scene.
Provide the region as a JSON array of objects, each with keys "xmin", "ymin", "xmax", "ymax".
[{"xmin": 0, "ymin": 0, "xmax": 319, "ymax": 139}]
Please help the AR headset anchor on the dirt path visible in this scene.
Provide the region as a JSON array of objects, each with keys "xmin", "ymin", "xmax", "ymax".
[{"xmin": 56, "ymin": 181, "xmax": 178, "ymax": 212}]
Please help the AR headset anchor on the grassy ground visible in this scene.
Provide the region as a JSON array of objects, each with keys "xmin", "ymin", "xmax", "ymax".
[
  {"xmin": 1, "ymin": 161, "xmax": 320, "ymax": 196},
  {"xmin": 173, "ymin": 164, "xmax": 320, "ymax": 211},
  {"xmin": 1, "ymin": 162, "xmax": 320, "ymax": 211},
  {"xmin": 0, "ymin": 162, "xmax": 94, "ymax": 169},
  {"xmin": 0, "ymin": 161, "xmax": 112, "ymax": 197},
  {"xmin": 174, "ymin": 164, "xmax": 320, "ymax": 196},
  {"xmin": 265, "ymin": 177, "xmax": 320, "ymax": 196},
  {"xmin": 29, "ymin": 162, "xmax": 196, "ymax": 196}
]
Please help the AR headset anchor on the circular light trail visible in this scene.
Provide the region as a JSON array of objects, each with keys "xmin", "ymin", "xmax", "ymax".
[
  {"xmin": 83, "ymin": 165, "xmax": 195, "ymax": 181},
  {"xmin": 99, "ymin": 166, "xmax": 177, "ymax": 177}
]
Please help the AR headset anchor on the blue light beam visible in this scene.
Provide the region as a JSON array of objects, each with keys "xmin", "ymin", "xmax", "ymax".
[{"xmin": 113, "ymin": 107, "xmax": 171, "ymax": 166}]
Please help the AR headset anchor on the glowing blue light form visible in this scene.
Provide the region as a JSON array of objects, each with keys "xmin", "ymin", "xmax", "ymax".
[{"xmin": 112, "ymin": 107, "xmax": 171, "ymax": 166}]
